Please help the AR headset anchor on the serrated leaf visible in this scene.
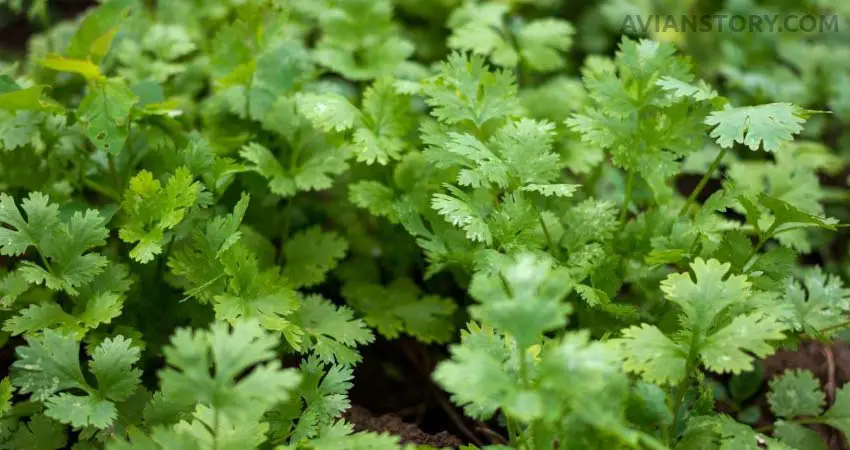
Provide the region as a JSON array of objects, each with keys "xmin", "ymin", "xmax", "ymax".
[
  {"xmin": 705, "ymin": 103, "xmax": 807, "ymax": 152},
  {"xmin": 281, "ymin": 227, "xmax": 348, "ymax": 288},
  {"xmin": 78, "ymin": 79, "xmax": 138, "ymax": 154},
  {"xmin": 768, "ymin": 370, "xmax": 825, "ymax": 418},
  {"xmin": 618, "ymin": 324, "xmax": 687, "ymax": 385},
  {"xmin": 774, "ymin": 421, "xmax": 828, "ymax": 450},
  {"xmin": 295, "ymin": 92, "xmax": 360, "ymax": 132},
  {"xmin": 700, "ymin": 314, "xmax": 786, "ymax": 374},
  {"xmin": 44, "ymin": 393, "xmax": 116, "ymax": 429}
]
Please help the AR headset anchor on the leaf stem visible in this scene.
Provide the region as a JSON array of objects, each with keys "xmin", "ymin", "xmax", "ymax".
[
  {"xmin": 669, "ymin": 330, "xmax": 701, "ymax": 444},
  {"xmin": 816, "ymin": 319, "xmax": 850, "ymax": 336},
  {"xmin": 276, "ymin": 199, "xmax": 293, "ymax": 266},
  {"xmin": 742, "ymin": 222, "xmax": 779, "ymax": 273},
  {"xmin": 107, "ymin": 152, "xmax": 120, "ymax": 193},
  {"xmin": 678, "ymin": 147, "xmax": 729, "ymax": 217},
  {"xmin": 620, "ymin": 171, "xmax": 635, "ymax": 227},
  {"xmin": 83, "ymin": 179, "xmax": 122, "ymax": 202},
  {"xmin": 755, "ymin": 416, "xmax": 828, "ymax": 433}
]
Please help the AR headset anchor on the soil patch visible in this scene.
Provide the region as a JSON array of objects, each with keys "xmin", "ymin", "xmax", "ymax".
[
  {"xmin": 759, "ymin": 341, "xmax": 850, "ymax": 450},
  {"xmin": 345, "ymin": 405, "xmax": 464, "ymax": 448}
]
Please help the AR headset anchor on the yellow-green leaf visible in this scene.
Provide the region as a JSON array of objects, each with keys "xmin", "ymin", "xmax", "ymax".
[
  {"xmin": 41, "ymin": 55, "xmax": 103, "ymax": 81},
  {"xmin": 0, "ymin": 85, "xmax": 47, "ymax": 112},
  {"xmin": 78, "ymin": 79, "xmax": 139, "ymax": 154}
]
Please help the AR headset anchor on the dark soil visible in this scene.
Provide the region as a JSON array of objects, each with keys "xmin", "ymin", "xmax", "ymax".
[
  {"xmin": 345, "ymin": 406, "xmax": 464, "ymax": 448},
  {"xmin": 758, "ymin": 341, "xmax": 850, "ymax": 450}
]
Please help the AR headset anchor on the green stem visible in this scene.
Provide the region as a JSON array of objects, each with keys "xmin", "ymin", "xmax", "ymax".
[
  {"xmin": 755, "ymin": 416, "xmax": 827, "ymax": 433},
  {"xmin": 212, "ymin": 409, "xmax": 220, "ymax": 450},
  {"xmin": 83, "ymin": 179, "xmax": 121, "ymax": 202},
  {"xmin": 506, "ymin": 416, "xmax": 520, "ymax": 446},
  {"xmin": 276, "ymin": 200, "xmax": 293, "ymax": 266},
  {"xmin": 536, "ymin": 209, "xmax": 559, "ymax": 260},
  {"xmin": 678, "ymin": 147, "xmax": 729, "ymax": 217},
  {"xmin": 516, "ymin": 351, "xmax": 538, "ymax": 450},
  {"xmin": 816, "ymin": 319, "xmax": 850, "ymax": 336},
  {"xmin": 107, "ymin": 153, "xmax": 120, "ymax": 193},
  {"xmin": 620, "ymin": 171, "xmax": 635, "ymax": 227},
  {"xmin": 668, "ymin": 330, "xmax": 701, "ymax": 444},
  {"xmin": 638, "ymin": 432, "xmax": 671, "ymax": 450},
  {"xmin": 742, "ymin": 222, "xmax": 779, "ymax": 273},
  {"xmin": 276, "ymin": 138, "xmax": 305, "ymax": 265}
]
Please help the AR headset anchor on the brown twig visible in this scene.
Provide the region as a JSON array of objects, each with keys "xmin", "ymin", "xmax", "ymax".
[
  {"xmin": 476, "ymin": 425, "xmax": 509, "ymax": 445},
  {"xmin": 823, "ymin": 345, "xmax": 837, "ymax": 404},
  {"xmin": 397, "ymin": 340, "xmax": 484, "ymax": 446},
  {"xmin": 434, "ymin": 391, "xmax": 485, "ymax": 447}
]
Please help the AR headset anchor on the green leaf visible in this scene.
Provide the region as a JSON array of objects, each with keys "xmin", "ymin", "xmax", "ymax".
[
  {"xmin": 90, "ymin": 336, "xmax": 142, "ymax": 402},
  {"xmin": 517, "ymin": 18, "xmax": 574, "ymax": 72},
  {"xmin": 0, "ymin": 84, "xmax": 48, "ymax": 112},
  {"xmin": 431, "ymin": 186, "xmax": 493, "ymax": 245},
  {"xmin": 239, "ymin": 139, "xmax": 349, "ymax": 198},
  {"xmin": 77, "ymin": 78, "xmax": 139, "ymax": 154},
  {"xmin": 158, "ymin": 320, "xmax": 301, "ymax": 422},
  {"xmin": 41, "ymin": 55, "xmax": 103, "ymax": 81},
  {"xmin": 617, "ymin": 324, "xmax": 687, "ymax": 385},
  {"xmin": 700, "ymin": 314, "xmax": 786, "ymax": 374},
  {"xmin": 44, "ymin": 393, "xmax": 116, "ymax": 429},
  {"xmin": 433, "ymin": 342, "xmax": 513, "ymax": 421},
  {"xmin": 768, "ymin": 370, "xmax": 825, "ymax": 419},
  {"xmin": 348, "ymin": 181, "xmax": 397, "ymax": 221},
  {"xmin": 0, "ymin": 377, "xmax": 11, "ymax": 416},
  {"xmin": 468, "ymin": 253, "xmax": 573, "ymax": 348},
  {"xmin": 422, "ymin": 52, "xmax": 520, "ymax": 127},
  {"xmin": 352, "ymin": 78, "xmax": 413, "ymax": 165},
  {"xmin": 119, "ymin": 168, "xmax": 200, "ymax": 263},
  {"xmin": 295, "ymin": 92, "xmax": 360, "ymax": 132},
  {"xmin": 281, "ymin": 227, "xmax": 348, "ymax": 289},
  {"xmin": 2, "ymin": 414, "xmax": 67, "ymax": 450},
  {"xmin": 0, "ymin": 193, "xmax": 111, "ymax": 296},
  {"xmin": 729, "ymin": 365, "xmax": 764, "ymax": 403},
  {"xmin": 705, "ymin": 103, "xmax": 808, "ymax": 152},
  {"xmin": 67, "ymin": 0, "xmax": 135, "ymax": 62},
  {"xmin": 342, "ymin": 278, "xmax": 456, "ymax": 343},
  {"xmin": 521, "ymin": 183, "xmax": 580, "ymax": 197},
  {"xmin": 656, "ymin": 77, "xmax": 719, "ymax": 102},
  {"xmin": 781, "ymin": 267, "xmax": 850, "ymax": 337},
  {"xmin": 11, "ymin": 330, "xmax": 141, "ymax": 429},
  {"xmin": 774, "ymin": 421, "xmax": 828, "ymax": 450},
  {"xmin": 823, "ymin": 384, "xmax": 850, "ymax": 439},
  {"xmin": 660, "ymin": 258, "xmax": 750, "ymax": 329},
  {"xmin": 294, "ymin": 295, "xmax": 374, "ymax": 365},
  {"xmin": 758, "ymin": 194, "xmax": 838, "ymax": 231}
]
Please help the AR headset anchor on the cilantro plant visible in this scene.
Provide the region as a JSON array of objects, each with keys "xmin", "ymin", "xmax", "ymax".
[{"xmin": 2, "ymin": 1, "xmax": 850, "ymax": 450}]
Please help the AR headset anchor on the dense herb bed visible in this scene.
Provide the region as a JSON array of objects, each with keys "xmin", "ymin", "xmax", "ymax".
[{"xmin": 2, "ymin": 1, "xmax": 850, "ymax": 449}]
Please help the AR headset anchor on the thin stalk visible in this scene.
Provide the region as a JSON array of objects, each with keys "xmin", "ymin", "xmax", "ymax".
[
  {"xmin": 817, "ymin": 319, "xmax": 850, "ymax": 336},
  {"xmin": 516, "ymin": 351, "xmax": 537, "ymax": 450},
  {"xmin": 678, "ymin": 147, "xmax": 729, "ymax": 217},
  {"xmin": 506, "ymin": 416, "xmax": 521, "ymax": 446},
  {"xmin": 276, "ymin": 200, "xmax": 293, "ymax": 266},
  {"xmin": 620, "ymin": 171, "xmax": 635, "ymax": 227},
  {"xmin": 276, "ymin": 137, "xmax": 305, "ymax": 265},
  {"xmin": 83, "ymin": 179, "xmax": 121, "ymax": 202},
  {"xmin": 107, "ymin": 153, "xmax": 120, "ymax": 193},
  {"xmin": 637, "ymin": 432, "xmax": 671, "ymax": 450},
  {"xmin": 755, "ymin": 416, "xmax": 827, "ymax": 433},
  {"xmin": 668, "ymin": 330, "xmax": 701, "ymax": 444},
  {"xmin": 535, "ymin": 208, "xmax": 559, "ymax": 260},
  {"xmin": 742, "ymin": 222, "xmax": 779, "ymax": 273}
]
